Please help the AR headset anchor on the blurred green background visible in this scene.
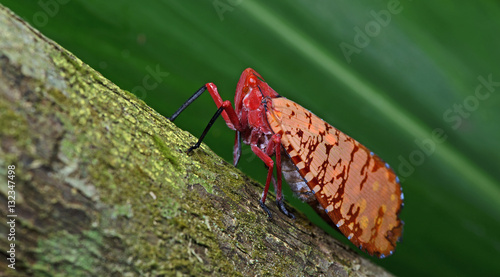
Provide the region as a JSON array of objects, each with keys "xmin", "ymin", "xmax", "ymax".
[{"xmin": 3, "ymin": 0, "xmax": 499, "ymax": 276}]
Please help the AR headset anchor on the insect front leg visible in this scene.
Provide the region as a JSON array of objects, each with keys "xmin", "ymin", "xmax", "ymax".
[
  {"xmin": 205, "ymin": 83, "xmax": 242, "ymax": 131},
  {"xmin": 168, "ymin": 83, "xmax": 243, "ymax": 153}
]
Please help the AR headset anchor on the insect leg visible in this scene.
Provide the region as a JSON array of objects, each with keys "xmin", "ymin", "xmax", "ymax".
[
  {"xmin": 250, "ymin": 145, "xmax": 275, "ymax": 219},
  {"xmin": 168, "ymin": 85, "xmax": 207, "ymax": 121},
  {"xmin": 168, "ymin": 83, "xmax": 242, "ymax": 130},
  {"xmin": 187, "ymin": 105, "xmax": 224, "ymax": 153},
  {"xmin": 267, "ymin": 134, "xmax": 295, "ymax": 219},
  {"xmin": 205, "ymin": 83, "xmax": 242, "ymax": 130},
  {"xmin": 170, "ymin": 83, "xmax": 244, "ymax": 154},
  {"xmin": 233, "ymin": 131, "xmax": 242, "ymax": 167}
]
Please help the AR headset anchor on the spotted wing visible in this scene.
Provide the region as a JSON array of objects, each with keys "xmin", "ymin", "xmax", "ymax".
[{"xmin": 266, "ymin": 97, "xmax": 404, "ymax": 258}]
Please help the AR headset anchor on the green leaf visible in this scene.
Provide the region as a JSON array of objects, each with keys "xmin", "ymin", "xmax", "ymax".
[{"xmin": 4, "ymin": 1, "xmax": 499, "ymax": 276}]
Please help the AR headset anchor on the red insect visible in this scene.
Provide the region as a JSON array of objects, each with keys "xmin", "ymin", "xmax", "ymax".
[{"xmin": 168, "ymin": 68, "xmax": 404, "ymax": 258}]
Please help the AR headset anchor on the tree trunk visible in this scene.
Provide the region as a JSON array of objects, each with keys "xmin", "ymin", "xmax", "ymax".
[{"xmin": 0, "ymin": 5, "xmax": 393, "ymax": 276}]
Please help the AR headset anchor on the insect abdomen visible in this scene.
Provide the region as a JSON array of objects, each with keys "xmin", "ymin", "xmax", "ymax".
[{"xmin": 281, "ymin": 151, "xmax": 315, "ymax": 203}]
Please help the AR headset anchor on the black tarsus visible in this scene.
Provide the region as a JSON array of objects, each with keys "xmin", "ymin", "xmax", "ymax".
[
  {"xmin": 168, "ymin": 85, "xmax": 207, "ymax": 122},
  {"xmin": 277, "ymin": 199, "xmax": 295, "ymax": 219},
  {"xmin": 187, "ymin": 105, "xmax": 225, "ymax": 153},
  {"xmin": 260, "ymin": 198, "xmax": 296, "ymax": 220},
  {"xmin": 259, "ymin": 199, "xmax": 273, "ymax": 219}
]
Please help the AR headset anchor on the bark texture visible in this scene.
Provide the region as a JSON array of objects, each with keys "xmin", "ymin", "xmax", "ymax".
[{"xmin": 0, "ymin": 5, "xmax": 393, "ymax": 276}]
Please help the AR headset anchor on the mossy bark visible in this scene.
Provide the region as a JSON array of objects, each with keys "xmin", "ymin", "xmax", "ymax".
[{"xmin": 0, "ymin": 5, "xmax": 393, "ymax": 277}]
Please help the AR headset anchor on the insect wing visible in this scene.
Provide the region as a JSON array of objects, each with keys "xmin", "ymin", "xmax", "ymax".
[{"xmin": 266, "ymin": 97, "xmax": 403, "ymax": 257}]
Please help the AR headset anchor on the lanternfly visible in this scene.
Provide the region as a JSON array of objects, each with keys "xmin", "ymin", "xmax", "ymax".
[{"xmin": 168, "ymin": 68, "xmax": 404, "ymax": 258}]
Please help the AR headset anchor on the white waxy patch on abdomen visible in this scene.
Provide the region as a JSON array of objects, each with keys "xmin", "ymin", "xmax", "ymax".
[{"xmin": 281, "ymin": 153, "xmax": 315, "ymax": 203}]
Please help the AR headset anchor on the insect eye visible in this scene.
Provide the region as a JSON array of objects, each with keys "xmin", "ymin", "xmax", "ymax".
[{"xmin": 247, "ymin": 75, "xmax": 257, "ymax": 87}]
